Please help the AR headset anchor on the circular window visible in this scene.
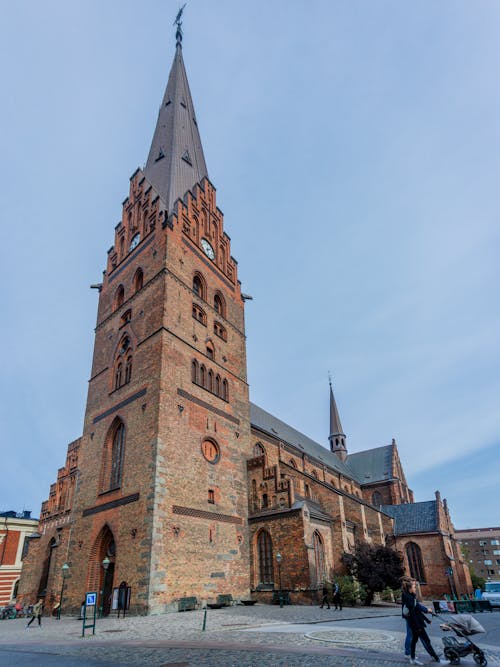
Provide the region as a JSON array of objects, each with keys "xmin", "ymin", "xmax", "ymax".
[{"xmin": 201, "ymin": 439, "xmax": 220, "ymax": 464}]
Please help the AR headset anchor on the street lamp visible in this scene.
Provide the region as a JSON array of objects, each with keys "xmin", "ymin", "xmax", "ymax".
[
  {"xmin": 276, "ymin": 552, "xmax": 283, "ymax": 608},
  {"xmin": 99, "ymin": 557, "xmax": 111, "ymax": 618},
  {"xmin": 57, "ymin": 563, "xmax": 70, "ymax": 620}
]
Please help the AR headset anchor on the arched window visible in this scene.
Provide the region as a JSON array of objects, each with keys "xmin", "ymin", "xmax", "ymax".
[
  {"xmin": 214, "ymin": 321, "xmax": 227, "ymax": 341},
  {"xmin": 192, "ymin": 273, "xmax": 206, "ymax": 299},
  {"xmin": 330, "ymin": 479, "xmax": 336, "ymax": 487},
  {"xmin": 206, "ymin": 341, "xmax": 214, "ymax": 359},
  {"xmin": 222, "ymin": 379, "xmax": 228, "ymax": 401},
  {"xmin": 114, "ymin": 285, "xmax": 124, "ymax": 310},
  {"xmin": 114, "ymin": 362, "xmax": 123, "ymax": 390},
  {"xmin": 134, "ymin": 268, "xmax": 143, "ymax": 292},
  {"xmin": 191, "ymin": 359, "xmax": 198, "ymax": 383},
  {"xmin": 312, "ymin": 470, "xmax": 319, "ymax": 479},
  {"xmin": 100, "ymin": 419, "xmax": 126, "ymax": 492},
  {"xmin": 289, "ymin": 459, "xmax": 297, "ymax": 468},
  {"xmin": 200, "ymin": 365, "xmax": 206, "ymax": 387},
  {"xmin": 215, "ymin": 374, "xmax": 221, "ymax": 396},
  {"xmin": 305, "ymin": 483, "xmax": 311, "ymax": 498},
  {"xmin": 253, "ymin": 442, "xmax": 265, "ymax": 457},
  {"xmin": 207, "ymin": 369, "xmax": 213, "ymax": 393},
  {"xmin": 262, "ymin": 493, "xmax": 268, "ymax": 508},
  {"xmin": 110, "ymin": 422, "xmax": 126, "ymax": 489},
  {"xmin": 257, "ymin": 530, "xmax": 274, "ymax": 585},
  {"xmin": 372, "ymin": 491, "xmax": 383, "ymax": 506},
  {"xmin": 214, "ymin": 293, "xmax": 226, "ymax": 318},
  {"xmin": 192, "ymin": 303, "xmax": 207, "ymax": 325},
  {"xmin": 406, "ymin": 542, "xmax": 426, "ymax": 583},
  {"xmin": 312, "ymin": 531, "xmax": 326, "ymax": 586},
  {"xmin": 124, "ymin": 356, "xmax": 132, "ymax": 384}
]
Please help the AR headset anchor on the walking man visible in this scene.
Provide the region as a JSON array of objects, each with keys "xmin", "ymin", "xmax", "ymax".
[{"xmin": 26, "ymin": 599, "xmax": 43, "ymax": 628}]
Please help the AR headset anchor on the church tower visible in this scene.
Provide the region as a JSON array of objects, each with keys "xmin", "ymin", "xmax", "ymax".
[
  {"xmin": 328, "ymin": 379, "xmax": 348, "ymax": 462},
  {"xmin": 63, "ymin": 20, "xmax": 252, "ymax": 614}
]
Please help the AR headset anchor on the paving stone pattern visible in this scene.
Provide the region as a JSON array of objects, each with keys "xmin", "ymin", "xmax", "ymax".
[{"xmin": 1, "ymin": 604, "xmax": 499, "ymax": 666}]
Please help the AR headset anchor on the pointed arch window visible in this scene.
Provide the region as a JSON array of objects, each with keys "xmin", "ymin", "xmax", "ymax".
[
  {"xmin": 193, "ymin": 273, "xmax": 206, "ymax": 300},
  {"xmin": 200, "ymin": 365, "xmax": 206, "ymax": 387},
  {"xmin": 191, "ymin": 359, "xmax": 199, "ymax": 383},
  {"xmin": 114, "ymin": 285, "xmax": 125, "ymax": 310},
  {"xmin": 257, "ymin": 530, "xmax": 274, "ymax": 585},
  {"xmin": 114, "ymin": 363, "xmax": 123, "ymax": 390},
  {"xmin": 110, "ymin": 421, "xmax": 126, "ymax": 490},
  {"xmin": 100, "ymin": 419, "xmax": 126, "ymax": 493},
  {"xmin": 134, "ymin": 268, "xmax": 144, "ymax": 292},
  {"xmin": 207, "ymin": 369, "xmax": 213, "ymax": 393},
  {"xmin": 406, "ymin": 542, "xmax": 426, "ymax": 583},
  {"xmin": 214, "ymin": 293, "xmax": 226, "ymax": 318},
  {"xmin": 215, "ymin": 374, "xmax": 221, "ymax": 396},
  {"xmin": 214, "ymin": 321, "xmax": 227, "ymax": 341},
  {"xmin": 222, "ymin": 379, "xmax": 228, "ymax": 401},
  {"xmin": 371, "ymin": 491, "xmax": 383, "ymax": 507},
  {"xmin": 253, "ymin": 442, "xmax": 265, "ymax": 458},
  {"xmin": 312, "ymin": 531, "xmax": 326, "ymax": 586},
  {"xmin": 124, "ymin": 356, "xmax": 132, "ymax": 384}
]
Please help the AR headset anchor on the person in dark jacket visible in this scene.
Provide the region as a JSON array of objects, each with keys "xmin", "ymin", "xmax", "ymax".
[
  {"xmin": 332, "ymin": 581, "xmax": 342, "ymax": 610},
  {"xmin": 26, "ymin": 599, "xmax": 43, "ymax": 628},
  {"xmin": 402, "ymin": 580, "xmax": 445, "ymax": 665},
  {"xmin": 319, "ymin": 582, "xmax": 330, "ymax": 609}
]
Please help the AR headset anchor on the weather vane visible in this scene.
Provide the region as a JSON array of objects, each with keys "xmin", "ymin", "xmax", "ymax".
[{"xmin": 174, "ymin": 4, "xmax": 187, "ymax": 47}]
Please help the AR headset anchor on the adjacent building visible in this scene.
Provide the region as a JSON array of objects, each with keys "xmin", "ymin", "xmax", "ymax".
[
  {"xmin": 456, "ymin": 528, "xmax": 500, "ymax": 580},
  {"xmin": 18, "ymin": 21, "xmax": 471, "ymax": 612},
  {"xmin": 0, "ymin": 511, "xmax": 38, "ymax": 605}
]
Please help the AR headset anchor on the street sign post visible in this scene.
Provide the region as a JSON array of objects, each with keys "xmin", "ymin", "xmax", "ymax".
[{"xmin": 82, "ymin": 591, "xmax": 97, "ymax": 637}]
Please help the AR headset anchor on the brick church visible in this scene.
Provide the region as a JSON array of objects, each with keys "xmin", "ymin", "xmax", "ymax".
[{"xmin": 19, "ymin": 22, "xmax": 471, "ymax": 613}]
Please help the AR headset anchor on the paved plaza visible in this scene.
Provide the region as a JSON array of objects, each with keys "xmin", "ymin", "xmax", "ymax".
[{"xmin": 1, "ymin": 603, "xmax": 499, "ymax": 666}]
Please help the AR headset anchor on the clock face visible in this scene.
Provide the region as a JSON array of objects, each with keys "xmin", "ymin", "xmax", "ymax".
[
  {"xmin": 201, "ymin": 238, "xmax": 215, "ymax": 260},
  {"xmin": 129, "ymin": 233, "xmax": 140, "ymax": 251}
]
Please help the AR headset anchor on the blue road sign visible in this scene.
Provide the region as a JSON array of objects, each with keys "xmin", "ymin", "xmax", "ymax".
[{"xmin": 86, "ymin": 592, "xmax": 96, "ymax": 606}]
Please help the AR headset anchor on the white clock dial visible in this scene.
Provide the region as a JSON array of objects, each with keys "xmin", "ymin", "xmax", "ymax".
[
  {"xmin": 201, "ymin": 238, "xmax": 215, "ymax": 260},
  {"xmin": 129, "ymin": 233, "xmax": 140, "ymax": 251}
]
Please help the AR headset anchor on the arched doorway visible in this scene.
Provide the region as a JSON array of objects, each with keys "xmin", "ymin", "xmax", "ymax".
[{"xmin": 87, "ymin": 526, "xmax": 116, "ymax": 616}]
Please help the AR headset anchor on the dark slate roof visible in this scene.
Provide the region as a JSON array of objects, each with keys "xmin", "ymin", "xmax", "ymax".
[
  {"xmin": 346, "ymin": 444, "xmax": 394, "ymax": 484},
  {"xmin": 250, "ymin": 402, "xmax": 355, "ymax": 479},
  {"xmin": 381, "ymin": 501, "xmax": 437, "ymax": 535},
  {"xmin": 144, "ymin": 43, "xmax": 208, "ymax": 214}
]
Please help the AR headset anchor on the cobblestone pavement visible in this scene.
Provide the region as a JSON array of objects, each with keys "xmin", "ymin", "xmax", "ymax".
[{"xmin": 1, "ymin": 604, "xmax": 499, "ymax": 666}]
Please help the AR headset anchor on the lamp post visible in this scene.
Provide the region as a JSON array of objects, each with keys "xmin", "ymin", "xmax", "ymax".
[
  {"xmin": 99, "ymin": 556, "xmax": 110, "ymax": 618},
  {"xmin": 57, "ymin": 563, "xmax": 70, "ymax": 620},
  {"xmin": 276, "ymin": 552, "xmax": 283, "ymax": 608}
]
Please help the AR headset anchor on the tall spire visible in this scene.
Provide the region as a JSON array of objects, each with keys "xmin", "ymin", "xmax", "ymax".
[
  {"xmin": 144, "ymin": 8, "xmax": 208, "ymax": 213},
  {"xmin": 328, "ymin": 376, "xmax": 348, "ymax": 462}
]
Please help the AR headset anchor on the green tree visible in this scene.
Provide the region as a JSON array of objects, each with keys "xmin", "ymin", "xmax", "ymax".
[{"xmin": 342, "ymin": 541, "xmax": 405, "ymax": 605}]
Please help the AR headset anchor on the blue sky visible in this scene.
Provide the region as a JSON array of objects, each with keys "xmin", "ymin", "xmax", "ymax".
[{"xmin": 1, "ymin": 1, "xmax": 499, "ymax": 529}]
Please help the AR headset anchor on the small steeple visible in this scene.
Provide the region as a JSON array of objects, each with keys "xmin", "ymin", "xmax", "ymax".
[
  {"xmin": 144, "ymin": 7, "xmax": 208, "ymax": 214},
  {"xmin": 328, "ymin": 376, "xmax": 348, "ymax": 462}
]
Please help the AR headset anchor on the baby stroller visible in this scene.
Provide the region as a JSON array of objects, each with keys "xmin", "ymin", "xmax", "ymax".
[{"xmin": 440, "ymin": 613, "xmax": 487, "ymax": 665}]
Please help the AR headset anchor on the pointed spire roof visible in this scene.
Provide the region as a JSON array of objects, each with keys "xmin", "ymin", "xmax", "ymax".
[
  {"xmin": 328, "ymin": 378, "xmax": 348, "ymax": 462},
  {"xmin": 329, "ymin": 379, "xmax": 344, "ymax": 438},
  {"xmin": 144, "ymin": 34, "xmax": 208, "ymax": 213}
]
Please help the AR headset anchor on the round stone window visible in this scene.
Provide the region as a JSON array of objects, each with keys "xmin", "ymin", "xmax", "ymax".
[{"xmin": 201, "ymin": 439, "xmax": 220, "ymax": 464}]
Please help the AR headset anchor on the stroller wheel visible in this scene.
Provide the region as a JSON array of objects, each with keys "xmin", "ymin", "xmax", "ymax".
[
  {"xmin": 444, "ymin": 647, "xmax": 460, "ymax": 665},
  {"xmin": 473, "ymin": 653, "xmax": 487, "ymax": 667}
]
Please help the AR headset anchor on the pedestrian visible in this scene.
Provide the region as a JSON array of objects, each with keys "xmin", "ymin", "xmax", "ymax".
[
  {"xmin": 319, "ymin": 582, "xmax": 330, "ymax": 609},
  {"xmin": 474, "ymin": 586, "xmax": 482, "ymax": 600},
  {"xmin": 26, "ymin": 598, "xmax": 43, "ymax": 628},
  {"xmin": 402, "ymin": 579, "xmax": 445, "ymax": 664},
  {"xmin": 332, "ymin": 580, "xmax": 342, "ymax": 610}
]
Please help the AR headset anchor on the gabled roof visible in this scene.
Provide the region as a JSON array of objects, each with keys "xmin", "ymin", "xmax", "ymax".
[
  {"xmin": 144, "ymin": 42, "xmax": 208, "ymax": 214},
  {"xmin": 250, "ymin": 402, "xmax": 355, "ymax": 479},
  {"xmin": 381, "ymin": 501, "xmax": 437, "ymax": 535},
  {"xmin": 346, "ymin": 444, "xmax": 394, "ymax": 484}
]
